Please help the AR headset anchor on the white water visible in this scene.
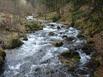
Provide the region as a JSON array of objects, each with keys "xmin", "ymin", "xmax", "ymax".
[{"xmin": 1, "ymin": 22, "xmax": 91, "ymax": 77}]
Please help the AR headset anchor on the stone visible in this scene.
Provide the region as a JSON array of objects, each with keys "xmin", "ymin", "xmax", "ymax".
[
  {"xmin": 23, "ymin": 35, "xmax": 28, "ymax": 41},
  {"xmin": 48, "ymin": 32, "xmax": 55, "ymax": 36},
  {"xmin": 77, "ymin": 34, "xmax": 85, "ymax": 40},
  {"xmin": 62, "ymin": 36, "xmax": 76, "ymax": 44},
  {"xmin": 57, "ymin": 26, "xmax": 61, "ymax": 30},
  {"xmin": 51, "ymin": 40, "xmax": 63, "ymax": 47},
  {"xmin": 4, "ymin": 38, "xmax": 23, "ymax": 49},
  {"xmin": 58, "ymin": 51, "xmax": 80, "ymax": 68}
]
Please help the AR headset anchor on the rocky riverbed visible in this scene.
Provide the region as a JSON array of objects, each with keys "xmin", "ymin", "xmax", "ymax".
[{"xmin": 0, "ymin": 22, "xmax": 97, "ymax": 77}]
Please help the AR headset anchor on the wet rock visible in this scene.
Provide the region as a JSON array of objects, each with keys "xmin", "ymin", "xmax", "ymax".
[
  {"xmin": 57, "ymin": 26, "xmax": 61, "ymax": 30},
  {"xmin": 51, "ymin": 40, "xmax": 63, "ymax": 47},
  {"xmin": 23, "ymin": 35, "xmax": 28, "ymax": 41},
  {"xmin": 58, "ymin": 51, "xmax": 80, "ymax": 68},
  {"xmin": 77, "ymin": 34, "xmax": 85, "ymax": 40},
  {"xmin": 35, "ymin": 67, "xmax": 41, "ymax": 72},
  {"xmin": 48, "ymin": 32, "xmax": 55, "ymax": 36},
  {"xmin": 62, "ymin": 35, "xmax": 76, "ymax": 44},
  {"xmin": 49, "ymin": 24, "xmax": 55, "ymax": 27}
]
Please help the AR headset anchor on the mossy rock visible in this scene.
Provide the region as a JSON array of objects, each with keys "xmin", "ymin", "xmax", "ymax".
[
  {"xmin": 4, "ymin": 39, "xmax": 23, "ymax": 49},
  {"xmin": 63, "ymin": 36, "xmax": 76, "ymax": 44},
  {"xmin": 48, "ymin": 32, "xmax": 55, "ymax": 36},
  {"xmin": 58, "ymin": 51, "xmax": 80, "ymax": 68},
  {"xmin": 25, "ymin": 22, "xmax": 43, "ymax": 31},
  {"xmin": 59, "ymin": 51, "xmax": 80, "ymax": 60}
]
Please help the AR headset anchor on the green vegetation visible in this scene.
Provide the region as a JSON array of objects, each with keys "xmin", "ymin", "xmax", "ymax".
[
  {"xmin": 58, "ymin": 51, "xmax": 80, "ymax": 67},
  {"xmin": 25, "ymin": 21, "xmax": 43, "ymax": 31},
  {"xmin": 38, "ymin": 0, "xmax": 103, "ymax": 37},
  {"xmin": 4, "ymin": 38, "xmax": 23, "ymax": 49},
  {"xmin": 0, "ymin": 0, "xmax": 103, "ymax": 76}
]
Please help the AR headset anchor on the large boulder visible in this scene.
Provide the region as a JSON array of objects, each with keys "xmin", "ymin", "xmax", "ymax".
[
  {"xmin": 58, "ymin": 50, "xmax": 80, "ymax": 68},
  {"xmin": 25, "ymin": 21, "xmax": 43, "ymax": 32},
  {"xmin": 4, "ymin": 38, "xmax": 23, "ymax": 49}
]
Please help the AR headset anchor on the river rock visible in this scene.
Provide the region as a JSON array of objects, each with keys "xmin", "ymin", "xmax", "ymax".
[
  {"xmin": 62, "ymin": 35, "xmax": 76, "ymax": 44},
  {"xmin": 23, "ymin": 35, "xmax": 28, "ymax": 41},
  {"xmin": 58, "ymin": 51, "xmax": 80, "ymax": 68},
  {"xmin": 48, "ymin": 32, "xmax": 55, "ymax": 36},
  {"xmin": 51, "ymin": 40, "xmax": 63, "ymax": 47},
  {"xmin": 57, "ymin": 26, "xmax": 61, "ymax": 30},
  {"xmin": 4, "ymin": 38, "xmax": 23, "ymax": 49}
]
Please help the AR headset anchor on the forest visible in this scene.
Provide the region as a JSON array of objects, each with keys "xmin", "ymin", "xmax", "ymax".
[{"xmin": 0, "ymin": 0, "xmax": 103, "ymax": 77}]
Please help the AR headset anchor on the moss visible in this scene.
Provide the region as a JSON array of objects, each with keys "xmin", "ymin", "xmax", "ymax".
[
  {"xmin": 60, "ymin": 51, "xmax": 80, "ymax": 60},
  {"xmin": 4, "ymin": 38, "xmax": 23, "ymax": 49},
  {"xmin": 25, "ymin": 22, "xmax": 43, "ymax": 31},
  {"xmin": 58, "ymin": 51, "xmax": 80, "ymax": 67}
]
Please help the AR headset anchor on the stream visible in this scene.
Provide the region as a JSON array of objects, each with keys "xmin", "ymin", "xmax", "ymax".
[{"xmin": 1, "ymin": 22, "xmax": 93, "ymax": 77}]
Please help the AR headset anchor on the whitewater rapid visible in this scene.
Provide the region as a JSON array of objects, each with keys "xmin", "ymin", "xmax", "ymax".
[{"xmin": 1, "ymin": 22, "xmax": 91, "ymax": 77}]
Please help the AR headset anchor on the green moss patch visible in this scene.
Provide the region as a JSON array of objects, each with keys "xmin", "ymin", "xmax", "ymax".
[
  {"xmin": 58, "ymin": 51, "xmax": 80, "ymax": 67},
  {"xmin": 25, "ymin": 21, "xmax": 43, "ymax": 31}
]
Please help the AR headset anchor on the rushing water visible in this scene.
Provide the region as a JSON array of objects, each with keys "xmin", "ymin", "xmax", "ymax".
[{"xmin": 1, "ymin": 22, "xmax": 92, "ymax": 77}]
